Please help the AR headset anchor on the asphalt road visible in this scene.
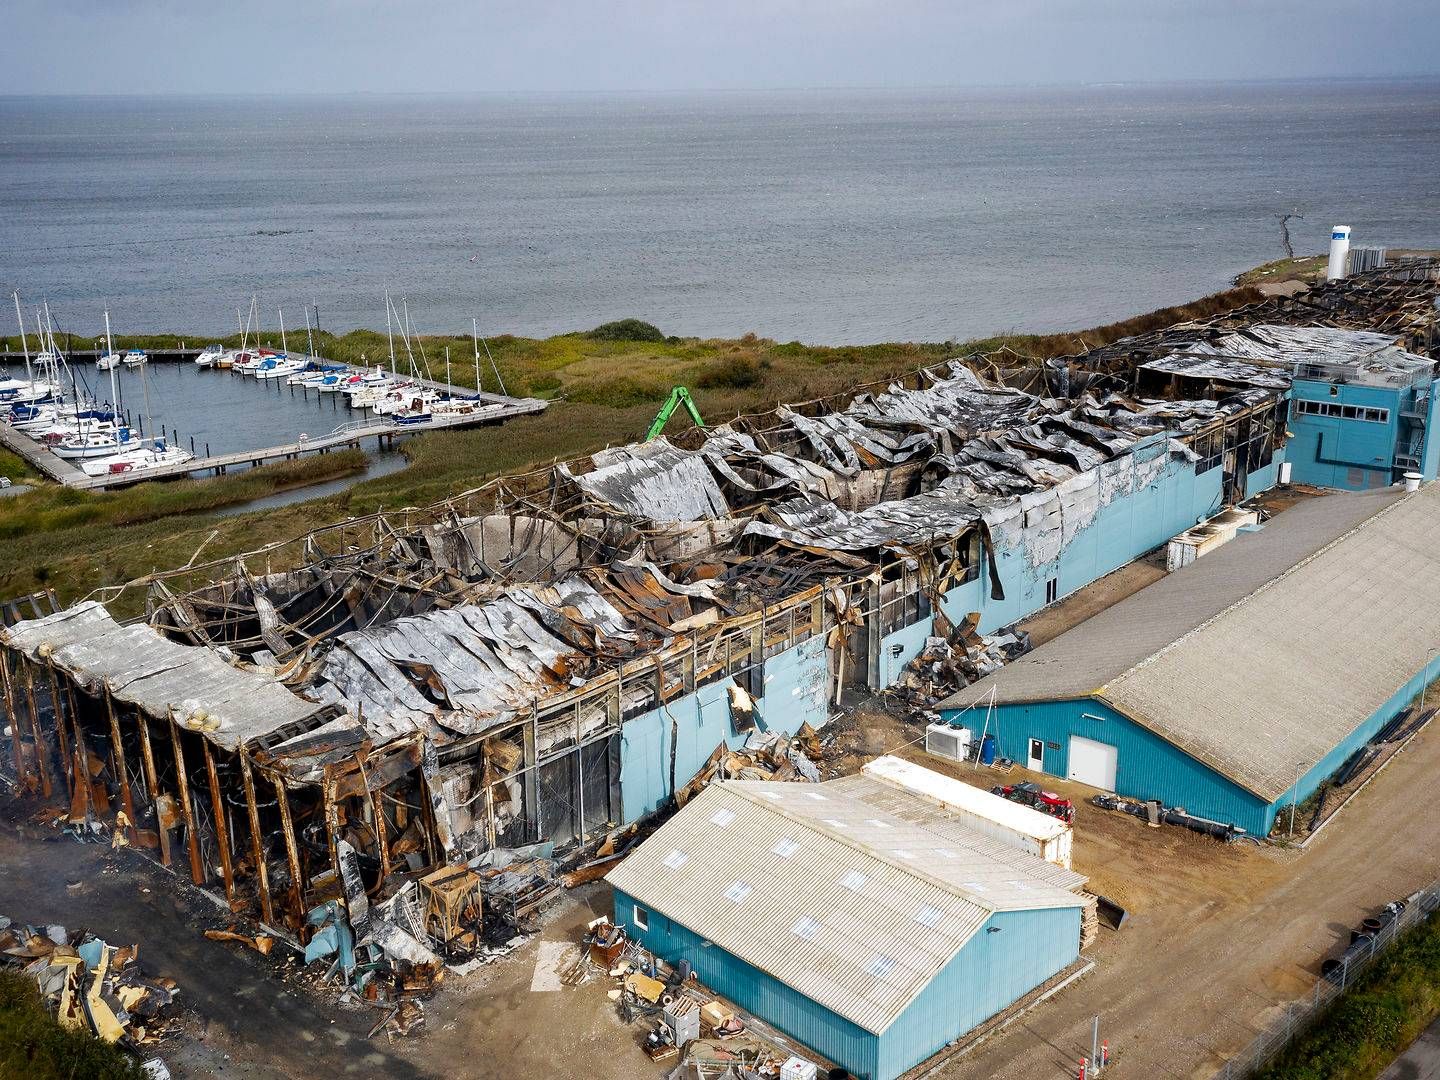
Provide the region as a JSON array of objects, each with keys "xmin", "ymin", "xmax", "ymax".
[{"xmin": 1382, "ymin": 1016, "xmax": 1440, "ymax": 1080}]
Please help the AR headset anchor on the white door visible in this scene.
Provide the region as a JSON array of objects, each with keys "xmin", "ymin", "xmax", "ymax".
[
  {"xmin": 1027, "ymin": 738, "xmax": 1045, "ymax": 772},
  {"xmin": 1067, "ymin": 735, "xmax": 1118, "ymax": 790}
]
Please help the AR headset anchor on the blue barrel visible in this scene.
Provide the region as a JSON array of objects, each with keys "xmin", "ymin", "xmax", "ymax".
[{"xmin": 981, "ymin": 733, "xmax": 997, "ymax": 765}]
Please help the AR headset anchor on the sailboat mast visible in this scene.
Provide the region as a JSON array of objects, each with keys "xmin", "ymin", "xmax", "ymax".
[
  {"xmin": 385, "ymin": 292, "xmax": 396, "ymax": 375},
  {"xmin": 104, "ymin": 309, "xmax": 119, "ymax": 416},
  {"xmin": 279, "ymin": 307, "xmax": 288, "ymax": 353},
  {"xmin": 304, "ymin": 304, "xmax": 315, "ymax": 360},
  {"xmin": 472, "ymin": 318, "xmax": 482, "ymax": 393},
  {"xmin": 12, "ymin": 292, "xmax": 32, "ymax": 386}
]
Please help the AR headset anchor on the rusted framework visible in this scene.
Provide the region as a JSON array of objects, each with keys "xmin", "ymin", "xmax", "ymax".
[{"xmin": 3, "ymin": 264, "xmax": 1436, "ymax": 931}]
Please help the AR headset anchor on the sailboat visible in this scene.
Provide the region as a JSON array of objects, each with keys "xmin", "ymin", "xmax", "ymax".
[
  {"xmin": 58, "ymin": 311, "xmax": 137, "ymax": 462},
  {"xmin": 2, "ymin": 295, "xmax": 66, "ymax": 414}
]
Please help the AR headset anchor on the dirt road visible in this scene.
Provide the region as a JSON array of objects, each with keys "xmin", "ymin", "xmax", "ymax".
[{"xmin": 911, "ymin": 718, "xmax": 1440, "ymax": 1080}]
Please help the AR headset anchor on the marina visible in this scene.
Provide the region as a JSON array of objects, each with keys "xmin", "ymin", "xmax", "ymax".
[{"xmin": 0, "ymin": 338, "xmax": 547, "ymax": 490}]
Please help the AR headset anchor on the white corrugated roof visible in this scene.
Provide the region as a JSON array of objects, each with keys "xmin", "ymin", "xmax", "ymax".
[
  {"xmin": 2, "ymin": 601, "xmax": 324, "ymax": 752},
  {"xmin": 860, "ymin": 755, "xmax": 1070, "ymax": 842},
  {"xmin": 606, "ymin": 780, "xmax": 1084, "ymax": 1035}
]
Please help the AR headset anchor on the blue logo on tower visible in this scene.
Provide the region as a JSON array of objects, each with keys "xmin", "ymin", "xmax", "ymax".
[{"xmin": 1332, "ymin": 231, "xmax": 1347, "ymax": 240}]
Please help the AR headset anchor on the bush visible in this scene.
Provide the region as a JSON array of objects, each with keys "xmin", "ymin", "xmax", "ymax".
[
  {"xmin": 587, "ymin": 319, "xmax": 665, "ymax": 343},
  {"xmin": 697, "ymin": 354, "xmax": 764, "ymax": 390},
  {"xmin": 0, "ymin": 970, "xmax": 143, "ymax": 1080}
]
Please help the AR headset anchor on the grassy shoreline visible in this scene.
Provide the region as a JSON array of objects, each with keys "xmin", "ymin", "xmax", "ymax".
[{"xmin": 0, "ymin": 286, "xmax": 1263, "ymax": 614}]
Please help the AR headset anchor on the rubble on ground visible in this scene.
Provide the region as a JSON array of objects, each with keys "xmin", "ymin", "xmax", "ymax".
[
  {"xmin": 582, "ymin": 916, "xmax": 822, "ymax": 1079},
  {"xmin": 674, "ymin": 726, "xmax": 823, "ymax": 808},
  {"xmin": 886, "ymin": 611, "xmax": 1031, "ymax": 709},
  {"xmin": 0, "ymin": 912, "xmax": 182, "ymax": 1051}
]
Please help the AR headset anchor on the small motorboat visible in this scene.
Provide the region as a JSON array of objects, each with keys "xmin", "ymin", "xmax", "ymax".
[
  {"xmin": 255, "ymin": 356, "xmax": 306, "ymax": 381},
  {"xmin": 97, "ymin": 352, "xmax": 123, "ymax": 371},
  {"xmin": 122, "ymin": 348, "xmax": 148, "ymax": 367},
  {"xmin": 194, "ymin": 344, "xmax": 226, "ymax": 368}
]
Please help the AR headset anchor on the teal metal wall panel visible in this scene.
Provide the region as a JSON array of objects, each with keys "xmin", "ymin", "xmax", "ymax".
[
  {"xmin": 761, "ymin": 634, "xmax": 831, "ymax": 732},
  {"xmin": 875, "ymin": 907, "xmax": 1081, "ymax": 1080},
  {"xmin": 614, "ymin": 890, "xmax": 1079, "ymax": 1080},
  {"xmin": 937, "ymin": 452, "xmax": 1224, "ymax": 636},
  {"xmin": 941, "ymin": 698, "xmax": 1272, "ymax": 834},
  {"xmin": 1422, "ymin": 378, "xmax": 1440, "ymax": 481},
  {"xmin": 1287, "ymin": 379, "xmax": 1408, "ymax": 489},
  {"xmin": 613, "ymin": 889, "xmax": 881, "ymax": 1079},
  {"xmin": 879, "ymin": 619, "xmax": 935, "ymax": 687},
  {"xmin": 619, "ymin": 636, "xmax": 831, "ymax": 822},
  {"xmin": 1245, "ymin": 458, "xmax": 1281, "ymax": 499}
]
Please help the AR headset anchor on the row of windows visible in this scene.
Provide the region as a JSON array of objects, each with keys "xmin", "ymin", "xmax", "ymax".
[{"xmin": 1294, "ymin": 399, "xmax": 1390, "ymax": 424}]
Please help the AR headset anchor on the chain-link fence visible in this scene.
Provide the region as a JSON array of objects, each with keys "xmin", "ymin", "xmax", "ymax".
[{"xmin": 1214, "ymin": 880, "xmax": 1440, "ymax": 1078}]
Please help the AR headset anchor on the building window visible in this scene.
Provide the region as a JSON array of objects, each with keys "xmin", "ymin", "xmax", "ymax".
[
  {"xmin": 1295, "ymin": 399, "xmax": 1389, "ymax": 424},
  {"xmin": 634, "ymin": 904, "xmax": 649, "ymax": 931},
  {"xmin": 1045, "ymin": 578, "xmax": 1058, "ymax": 604}
]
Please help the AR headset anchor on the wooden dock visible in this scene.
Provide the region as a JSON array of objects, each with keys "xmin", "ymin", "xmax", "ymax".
[{"xmin": 0, "ymin": 396, "xmax": 547, "ymax": 491}]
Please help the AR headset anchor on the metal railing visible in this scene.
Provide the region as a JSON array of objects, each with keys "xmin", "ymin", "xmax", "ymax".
[{"xmin": 1214, "ymin": 880, "xmax": 1440, "ymax": 1078}]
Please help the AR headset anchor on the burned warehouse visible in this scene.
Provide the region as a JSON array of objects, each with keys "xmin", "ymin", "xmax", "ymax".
[{"xmin": 1, "ymin": 259, "xmax": 1439, "ymax": 1002}]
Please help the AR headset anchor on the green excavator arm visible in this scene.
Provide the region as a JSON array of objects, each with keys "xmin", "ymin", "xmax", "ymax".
[{"xmin": 646, "ymin": 386, "xmax": 705, "ymax": 440}]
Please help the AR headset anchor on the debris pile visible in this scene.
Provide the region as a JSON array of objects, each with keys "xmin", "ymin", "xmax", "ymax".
[
  {"xmin": 888, "ymin": 613, "xmax": 1031, "ymax": 709},
  {"xmin": 674, "ymin": 727, "xmax": 823, "ymax": 809},
  {"xmin": 0, "ymin": 914, "xmax": 181, "ymax": 1050},
  {"xmin": 584, "ymin": 916, "xmax": 821, "ymax": 1078}
]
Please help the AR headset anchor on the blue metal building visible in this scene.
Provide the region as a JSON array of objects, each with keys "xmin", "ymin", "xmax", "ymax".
[
  {"xmin": 607, "ymin": 779, "xmax": 1088, "ymax": 1080},
  {"xmin": 939, "ymin": 483, "xmax": 1440, "ymax": 835}
]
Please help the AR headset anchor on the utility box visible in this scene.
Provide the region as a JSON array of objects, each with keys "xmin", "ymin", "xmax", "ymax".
[
  {"xmin": 781, "ymin": 1058, "xmax": 818, "ymax": 1080},
  {"xmin": 924, "ymin": 723, "xmax": 971, "ymax": 763}
]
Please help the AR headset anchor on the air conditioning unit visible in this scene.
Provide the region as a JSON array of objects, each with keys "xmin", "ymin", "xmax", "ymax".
[{"xmin": 925, "ymin": 724, "xmax": 972, "ymax": 763}]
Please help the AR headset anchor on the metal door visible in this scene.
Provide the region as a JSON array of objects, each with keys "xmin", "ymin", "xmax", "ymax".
[
  {"xmin": 1027, "ymin": 738, "xmax": 1045, "ymax": 772},
  {"xmin": 1067, "ymin": 735, "xmax": 1118, "ymax": 791}
]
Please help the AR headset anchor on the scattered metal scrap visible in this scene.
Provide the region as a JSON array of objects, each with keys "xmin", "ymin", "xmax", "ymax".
[
  {"xmin": 0, "ymin": 913, "xmax": 181, "ymax": 1052},
  {"xmin": 887, "ymin": 612, "xmax": 1032, "ymax": 709}
]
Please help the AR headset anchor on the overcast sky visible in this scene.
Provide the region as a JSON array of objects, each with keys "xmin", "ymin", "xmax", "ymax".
[{"xmin": 6, "ymin": 0, "xmax": 1438, "ymax": 95}]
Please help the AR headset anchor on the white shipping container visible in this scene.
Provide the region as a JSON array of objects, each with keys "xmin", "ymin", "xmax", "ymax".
[{"xmin": 861, "ymin": 755, "xmax": 1074, "ymax": 869}]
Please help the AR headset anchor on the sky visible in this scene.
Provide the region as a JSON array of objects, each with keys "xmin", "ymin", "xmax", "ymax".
[{"xmin": 4, "ymin": 0, "xmax": 1439, "ymax": 95}]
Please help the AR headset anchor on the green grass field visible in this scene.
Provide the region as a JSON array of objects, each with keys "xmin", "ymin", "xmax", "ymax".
[{"xmin": 0, "ymin": 288, "xmax": 1260, "ymax": 616}]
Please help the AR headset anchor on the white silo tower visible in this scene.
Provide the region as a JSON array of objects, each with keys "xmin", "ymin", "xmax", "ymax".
[{"xmin": 1327, "ymin": 226, "xmax": 1352, "ymax": 280}]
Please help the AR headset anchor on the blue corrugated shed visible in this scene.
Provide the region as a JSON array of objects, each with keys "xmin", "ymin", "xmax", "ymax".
[
  {"xmin": 613, "ymin": 890, "xmax": 1080, "ymax": 1080},
  {"xmin": 942, "ymin": 485, "xmax": 1440, "ymax": 836}
]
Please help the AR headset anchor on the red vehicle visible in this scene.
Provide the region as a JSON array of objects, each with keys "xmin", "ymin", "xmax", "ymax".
[{"xmin": 991, "ymin": 781, "xmax": 1076, "ymax": 824}]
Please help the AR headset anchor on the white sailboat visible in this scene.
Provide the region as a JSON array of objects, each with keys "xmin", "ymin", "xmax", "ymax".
[{"xmin": 63, "ymin": 311, "xmax": 145, "ymax": 466}]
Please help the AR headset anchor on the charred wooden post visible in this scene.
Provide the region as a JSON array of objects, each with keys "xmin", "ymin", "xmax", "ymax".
[
  {"xmin": 44, "ymin": 659, "xmax": 83, "ymax": 808},
  {"xmin": 134, "ymin": 710, "xmax": 170, "ymax": 867},
  {"xmin": 103, "ymin": 684, "xmax": 138, "ymax": 844},
  {"xmin": 239, "ymin": 752, "xmax": 274, "ymax": 926},
  {"xmin": 168, "ymin": 713, "xmax": 206, "ymax": 885},
  {"xmin": 24, "ymin": 662, "xmax": 59, "ymax": 800},
  {"xmin": 273, "ymin": 775, "xmax": 305, "ymax": 924},
  {"xmin": 1, "ymin": 654, "xmax": 30, "ymax": 790},
  {"xmin": 371, "ymin": 786, "xmax": 391, "ymax": 886},
  {"xmin": 201, "ymin": 739, "xmax": 235, "ymax": 906}
]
